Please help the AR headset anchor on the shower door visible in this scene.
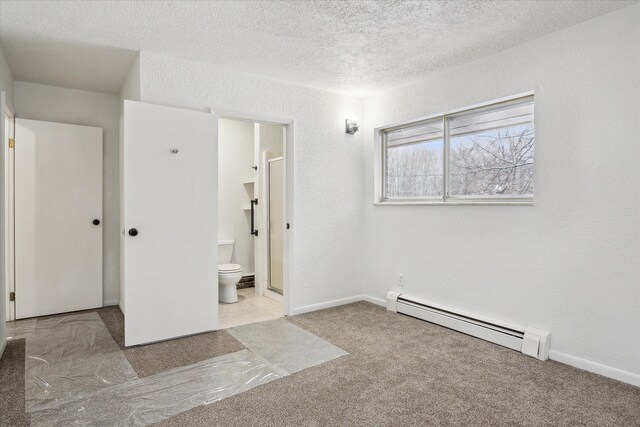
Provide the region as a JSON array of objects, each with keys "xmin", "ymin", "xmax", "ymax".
[{"xmin": 268, "ymin": 157, "xmax": 284, "ymax": 294}]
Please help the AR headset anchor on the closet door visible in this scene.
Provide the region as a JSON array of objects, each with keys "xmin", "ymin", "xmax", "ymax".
[
  {"xmin": 14, "ymin": 119, "xmax": 103, "ymax": 319},
  {"xmin": 122, "ymin": 101, "xmax": 218, "ymax": 346}
]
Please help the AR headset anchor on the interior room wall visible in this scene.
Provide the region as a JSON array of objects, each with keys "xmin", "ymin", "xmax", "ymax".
[
  {"xmin": 1, "ymin": 47, "xmax": 14, "ymax": 112},
  {"xmin": 259, "ymin": 123, "xmax": 284, "ymax": 157},
  {"xmin": 218, "ymin": 118, "xmax": 255, "ymax": 275},
  {"xmin": 362, "ymin": 5, "xmax": 640, "ymax": 383},
  {"xmin": 14, "ymin": 81, "xmax": 121, "ymax": 306},
  {"xmin": 136, "ymin": 51, "xmax": 364, "ymax": 313}
]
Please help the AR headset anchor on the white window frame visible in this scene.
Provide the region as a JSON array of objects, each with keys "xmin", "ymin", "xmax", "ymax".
[{"xmin": 374, "ymin": 92, "xmax": 535, "ymax": 206}]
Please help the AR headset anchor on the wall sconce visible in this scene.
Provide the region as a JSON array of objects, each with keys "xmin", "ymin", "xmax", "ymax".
[{"xmin": 345, "ymin": 118, "xmax": 359, "ymax": 135}]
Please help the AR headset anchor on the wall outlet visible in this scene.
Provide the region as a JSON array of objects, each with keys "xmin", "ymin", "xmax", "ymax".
[{"xmin": 398, "ymin": 273, "xmax": 404, "ymax": 287}]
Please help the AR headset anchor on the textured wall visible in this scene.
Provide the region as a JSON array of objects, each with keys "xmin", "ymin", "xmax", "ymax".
[
  {"xmin": 218, "ymin": 119, "xmax": 255, "ymax": 274},
  {"xmin": 14, "ymin": 82, "xmax": 121, "ymax": 305},
  {"xmin": 363, "ymin": 6, "xmax": 640, "ymax": 379},
  {"xmin": 138, "ymin": 52, "xmax": 364, "ymax": 312}
]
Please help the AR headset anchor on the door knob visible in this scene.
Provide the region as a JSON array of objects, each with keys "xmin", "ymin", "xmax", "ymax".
[
  {"xmin": 92, "ymin": 219, "xmax": 101, "ymax": 226},
  {"xmin": 128, "ymin": 228, "xmax": 139, "ymax": 237}
]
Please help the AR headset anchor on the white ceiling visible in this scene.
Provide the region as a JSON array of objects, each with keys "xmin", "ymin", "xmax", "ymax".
[{"xmin": 0, "ymin": 0, "xmax": 635, "ymax": 95}]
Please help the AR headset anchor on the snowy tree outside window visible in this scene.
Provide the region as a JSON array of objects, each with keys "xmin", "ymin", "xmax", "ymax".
[{"xmin": 382, "ymin": 95, "xmax": 534, "ymax": 202}]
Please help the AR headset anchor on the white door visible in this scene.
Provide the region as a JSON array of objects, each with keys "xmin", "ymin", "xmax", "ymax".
[
  {"xmin": 122, "ymin": 101, "xmax": 218, "ymax": 346},
  {"xmin": 15, "ymin": 119, "xmax": 103, "ymax": 319}
]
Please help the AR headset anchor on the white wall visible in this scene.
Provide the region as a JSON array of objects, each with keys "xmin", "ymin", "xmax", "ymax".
[
  {"xmin": 137, "ymin": 52, "xmax": 364, "ymax": 312},
  {"xmin": 1, "ymin": 47, "xmax": 15, "ymax": 112},
  {"xmin": 14, "ymin": 82, "xmax": 121, "ymax": 305},
  {"xmin": 259, "ymin": 123, "xmax": 284, "ymax": 157},
  {"xmin": 363, "ymin": 5, "xmax": 640, "ymax": 381},
  {"xmin": 120, "ymin": 54, "xmax": 140, "ymax": 103},
  {"xmin": 218, "ymin": 118, "xmax": 255, "ymax": 274}
]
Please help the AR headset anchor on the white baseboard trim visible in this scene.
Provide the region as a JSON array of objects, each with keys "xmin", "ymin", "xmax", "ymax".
[
  {"xmin": 103, "ymin": 299, "xmax": 119, "ymax": 307},
  {"xmin": 292, "ymin": 294, "xmax": 365, "ymax": 315},
  {"xmin": 363, "ymin": 295, "xmax": 386, "ymax": 307},
  {"xmin": 549, "ymin": 350, "xmax": 640, "ymax": 387}
]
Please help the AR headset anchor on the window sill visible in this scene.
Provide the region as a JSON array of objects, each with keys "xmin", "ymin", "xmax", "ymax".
[{"xmin": 374, "ymin": 199, "xmax": 534, "ymax": 206}]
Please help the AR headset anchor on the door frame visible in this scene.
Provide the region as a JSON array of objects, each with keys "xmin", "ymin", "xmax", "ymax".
[
  {"xmin": 13, "ymin": 118, "xmax": 103, "ymax": 319},
  {"xmin": 2, "ymin": 99, "xmax": 15, "ymax": 322},
  {"xmin": 212, "ymin": 108, "xmax": 294, "ymax": 316}
]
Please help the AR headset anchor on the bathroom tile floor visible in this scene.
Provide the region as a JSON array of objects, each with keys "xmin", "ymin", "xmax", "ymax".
[{"xmin": 218, "ymin": 287, "xmax": 283, "ymax": 329}]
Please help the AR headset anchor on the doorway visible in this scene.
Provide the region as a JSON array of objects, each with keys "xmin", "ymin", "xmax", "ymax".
[
  {"xmin": 217, "ymin": 119, "xmax": 288, "ymax": 329},
  {"xmin": 118, "ymin": 101, "xmax": 293, "ymax": 346},
  {"xmin": 5, "ymin": 118, "xmax": 103, "ymax": 320}
]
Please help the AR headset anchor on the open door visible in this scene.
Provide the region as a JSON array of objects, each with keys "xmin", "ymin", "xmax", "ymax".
[{"xmin": 122, "ymin": 101, "xmax": 218, "ymax": 346}]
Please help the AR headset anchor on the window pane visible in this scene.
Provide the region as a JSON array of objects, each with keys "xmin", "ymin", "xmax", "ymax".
[
  {"xmin": 448, "ymin": 99, "xmax": 534, "ymax": 197},
  {"xmin": 385, "ymin": 119, "xmax": 444, "ymax": 198}
]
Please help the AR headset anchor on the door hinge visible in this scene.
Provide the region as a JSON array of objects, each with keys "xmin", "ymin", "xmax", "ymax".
[
  {"xmin": 9, "ymin": 291, "xmax": 15, "ymax": 302},
  {"xmin": 9, "ymin": 138, "xmax": 15, "ymax": 149}
]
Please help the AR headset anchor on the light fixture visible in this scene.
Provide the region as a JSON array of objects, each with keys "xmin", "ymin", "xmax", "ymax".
[{"xmin": 345, "ymin": 118, "xmax": 359, "ymax": 135}]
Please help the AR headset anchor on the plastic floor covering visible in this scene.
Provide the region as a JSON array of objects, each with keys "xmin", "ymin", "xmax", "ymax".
[{"xmin": 18, "ymin": 314, "xmax": 347, "ymax": 426}]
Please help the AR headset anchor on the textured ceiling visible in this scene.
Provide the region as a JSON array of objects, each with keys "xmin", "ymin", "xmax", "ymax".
[{"xmin": 0, "ymin": 0, "xmax": 635, "ymax": 95}]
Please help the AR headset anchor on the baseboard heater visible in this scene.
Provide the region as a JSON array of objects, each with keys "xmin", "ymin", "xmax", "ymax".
[{"xmin": 386, "ymin": 291, "xmax": 550, "ymax": 360}]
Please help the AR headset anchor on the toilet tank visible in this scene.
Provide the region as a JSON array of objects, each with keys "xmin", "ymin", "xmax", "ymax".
[{"xmin": 218, "ymin": 240, "xmax": 235, "ymax": 264}]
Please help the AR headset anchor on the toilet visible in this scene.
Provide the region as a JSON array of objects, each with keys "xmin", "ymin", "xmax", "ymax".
[{"xmin": 218, "ymin": 240, "xmax": 242, "ymax": 303}]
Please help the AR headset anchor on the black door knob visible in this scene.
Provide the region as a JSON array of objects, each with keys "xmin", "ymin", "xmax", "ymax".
[
  {"xmin": 128, "ymin": 228, "xmax": 139, "ymax": 237},
  {"xmin": 92, "ymin": 219, "xmax": 101, "ymax": 226}
]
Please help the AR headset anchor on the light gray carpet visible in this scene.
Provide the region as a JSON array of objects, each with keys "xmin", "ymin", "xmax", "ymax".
[
  {"xmin": 2, "ymin": 302, "xmax": 640, "ymax": 426},
  {"xmin": 155, "ymin": 302, "xmax": 640, "ymax": 426},
  {"xmin": 97, "ymin": 306, "xmax": 245, "ymax": 378}
]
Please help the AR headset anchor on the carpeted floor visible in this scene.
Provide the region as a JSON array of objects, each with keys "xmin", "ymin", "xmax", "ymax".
[
  {"xmin": 0, "ymin": 339, "xmax": 30, "ymax": 426},
  {"xmin": 155, "ymin": 302, "xmax": 640, "ymax": 426},
  {"xmin": 2, "ymin": 302, "xmax": 640, "ymax": 426},
  {"xmin": 97, "ymin": 306, "xmax": 245, "ymax": 377}
]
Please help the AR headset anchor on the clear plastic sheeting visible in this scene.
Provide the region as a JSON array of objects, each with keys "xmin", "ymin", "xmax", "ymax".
[
  {"xmin": 25, "ymin": 312, "xmax": 138, "ymax": 412},
  {"xmin": 24, "ymin": 315, "xmax": 347, "ymax": 426},
  {"xmin": 228, "ymin": 318, "xmax": 348, "ymax": 374},
  {"xmin": 29, "ymin": 349, "xmax": 284, "ymax": 427},
  {"xmin": 5, "ymin": 317, "xmax": 37, "ymax": 341}
]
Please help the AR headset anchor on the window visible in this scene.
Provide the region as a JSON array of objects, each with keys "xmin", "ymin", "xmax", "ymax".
[{"xmin": 377, "ymin": 94, "xmax": 534, "ymax": 204}]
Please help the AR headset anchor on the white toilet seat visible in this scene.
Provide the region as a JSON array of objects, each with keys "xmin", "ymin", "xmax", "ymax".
[{"xmin": 218, "ymin": 263, "xmax": 242, "ymax": 273}]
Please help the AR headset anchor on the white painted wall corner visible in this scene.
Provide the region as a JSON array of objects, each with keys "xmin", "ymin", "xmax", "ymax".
[
  {"xmin": 292, "ymin": 294, "xmax": 366, "ymax": 315},
  {"xmin": 549, "ymin": 350, "xmax": 640, "ymax": 388}
]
